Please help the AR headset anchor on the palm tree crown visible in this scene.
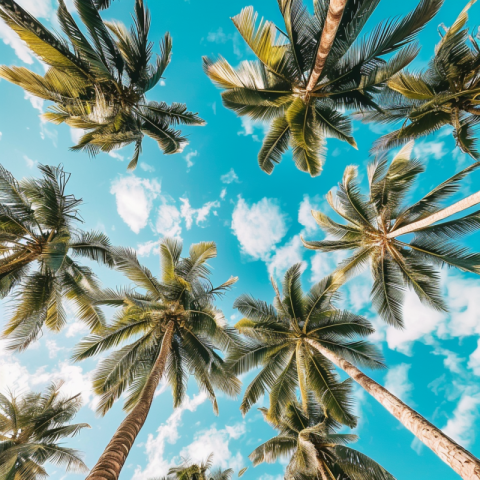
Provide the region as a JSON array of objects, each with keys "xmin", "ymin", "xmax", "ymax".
[
  {"xmin": 228, "ymin": 263, "xmax": 384, "ymax": 428},
  {"xmin": 0, "ymin": 0, "xmax": 205, "ymax": 170},
  {"xmin": 359, "ymin": 1, "xmax": 480, "ymax": 159},
  {"xmin": 0, "ymin": 164, "xmax": 113, "ymax": 351},
  {"xmin": 163, "ymin": 455, "xmax": 237, "ymax": 480},
  {"xmin": 250, "ymin": 396, "xmax": 396, "ymax": 480},
  {"xmin": 0, "ymin": 383, "xmax": 89, "ymax": 480},
  {"xmin": 203, "ymin": 0, "xmax": 441, "ymax": 177},
  {"xmin": 73, "ymin": 238, "xmax": 241, "ymax": 416},
  {"xmin": 302, "ymin": 142, "xmax": 480, "ymax": 327}
]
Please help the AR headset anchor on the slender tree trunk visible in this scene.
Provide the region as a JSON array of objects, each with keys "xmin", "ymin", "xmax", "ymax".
[
  {"xmin": 387, "ymin": 191, "xmax": 480, "ymax": 239},
  {"xmin": 305, "ymin": 338, "xmax": 480, "ymax": 480},
  {"xmin": 305, "ymin": 0, "xmax": 348, "ymax": 92},
  {"xmin": 86, "ymin": 321, "xmax": 175, "ymax": 480},
  {"xmin": 316, "ymin": 457, "xmax": 333, "ymax": 480}
]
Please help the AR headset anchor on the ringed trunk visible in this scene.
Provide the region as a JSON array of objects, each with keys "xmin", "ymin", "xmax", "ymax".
[
  {"xmin": 305, "ymin": 338, "xmax": 480, "ymax": 480},
  {"xmin": 86, "ymin": 321, "xmax": 175, "ymax": 480},
  {"xmin": 306, "ymin": 0, "xmax": 348, "ymax": 92},
  {"xmin": 387, "ymin": 191, "xmax": 480, "ymax": 239}
]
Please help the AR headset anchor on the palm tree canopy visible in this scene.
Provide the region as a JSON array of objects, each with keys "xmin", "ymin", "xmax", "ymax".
[
  {"xmin": 0, "ymin": 164, "xmax": 114, "ymax": 351},
  {"xmin": 228, "ymin": 263, "xmax": 384, "ymax": 428},
  {"xmin": 250, "ymin": 395, "xmax": 396, "ymax": 480},
  {"xmin": 73, "ymin": 238, "xmax": 242, "ymax": 416},
  {"xmin": 203, "ymin": 0, "xmax": 442, "ymax": 177},
  {"xmin": 302, "ymin": 142, "xmax": 480, "ymax": 328},
  {"xmin": 357, "ymin": 1, "xmax": 480, "ymax": 159},
  {"xmin": 0, "ymin": 383, "xmax": 89, "ymax": 480},
  {"xmin": 0, "ymin": 0, "xmax": 205, "ymax": 170}
]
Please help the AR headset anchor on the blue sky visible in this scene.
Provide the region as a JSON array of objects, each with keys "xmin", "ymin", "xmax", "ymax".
[{"xmin": 1, "ymin": 0, "xmax": 480, "ymax": 479}]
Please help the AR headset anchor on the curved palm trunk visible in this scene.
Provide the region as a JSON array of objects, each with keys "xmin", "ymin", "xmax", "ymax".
[
  {"xmin": 305, "ymin": 0, "xmax": 348, "ymax": 92},
  {"xmin": 387, "ymin": 191, "xmax": 480, "ymax": 239},
  {"xmin": 305, "ymin": 338, "xmax": 480, "ymax": 480},
  {"xmin": 86, "ymin": 321, "xmax": 174, "ymax": 480}
]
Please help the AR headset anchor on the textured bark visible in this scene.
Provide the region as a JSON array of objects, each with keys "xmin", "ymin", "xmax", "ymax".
[
  {"xmin": 316, "ymin": 457, "xmax": 332, "ymax": 480},
  {"xmin": 86, "ymin": 321, "xmax": 175, "ymax": 480},
  {"xmin": 306, "ymin": 0, "xmax": 348, "ymax": 92},
  {"xmin": 387, "ymin": 190, "xmax": 480, "ymax": 238},
  {"xmin": 306, "ymin": 338, "xmax": 480, "ymax": 480}
]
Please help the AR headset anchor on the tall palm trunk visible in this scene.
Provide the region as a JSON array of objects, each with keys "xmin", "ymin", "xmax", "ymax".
[
  {"xmin": 305, "ymin": 0, "xmax": 348, "ymax": 92},
  {"xmin": 305, "ymin": 338, "xmax": 480, "ymax": 480},
  {"xmin": 316, "ymin": 457, "xmax": 332, "ymax": 480},
  {"xmin": 86, "ymin": 321, "xmax": 175, "ymax": 480},
  {"xmin": 387, "ymin": 190, "xmax": 480, "ymax": 238}
]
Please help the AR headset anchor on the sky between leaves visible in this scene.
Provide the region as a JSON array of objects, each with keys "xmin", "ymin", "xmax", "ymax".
[{"xmin": 1, "ymin": 0, "xmax": 480, "ymax": 479}]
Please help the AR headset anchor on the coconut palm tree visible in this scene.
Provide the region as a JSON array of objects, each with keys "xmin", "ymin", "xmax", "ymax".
[
  {"xmin": 0, "ymin": 164, "xmax": 113, "ymax": 351},
  {"xmin": 232, "ymin": 263, "xmax": 480, "ymax": 479},
  {"xmin": 0, "ymin": 383, "xmax": 89, "ymax": 480},
  {"xmin": 166, "ymin": 455, "xmax": 241, "ymax": 480},
  {"xmin": 73, "ymin": 238, "xmax": 242, "ymax": 480},
  {"xmin": 358, "ymin": 1, "xmax": 480, "ymax": 160},
  {"xmin": 229, "ymin": 263, "xmax": 384, "ymax": 428},
  {"xmin": 203, "ymin": 0, "xmax": 442, "ymax": 177},
  {"xmin": 301, "ymin": 142, "xmax": 480, "ymax": 328},
  {"xmin": 0, "ymin": 0, "xmax": 205, "ymax": 170},
  {"xmin": 250, "ymin": 395, "xmax": 396, "ymax": 480}
]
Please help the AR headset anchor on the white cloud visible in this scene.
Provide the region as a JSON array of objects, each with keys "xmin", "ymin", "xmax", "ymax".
[
  {"xmin": 0, "ymin": 19, "xmax": 35, "ymax": 64},
  {"xmin": 310, "ymin": 250, "xmax": 347, "ymax": 284},
  {"xmin": 140, "ymin": 162, "xmax": 155, "ymax": 172},
  {"xmin": 45, "ymin": 339, "xmax": 65, "ymax": 359},
  {"xmin": 468, "ymin": 340, "xmax": 480, "ymax": 376},
  {"xmin": 384, "ymin": 364, "xmax": 413, "ymax": 402},
  {"xmin": 179, "ymin": 423, "xmax": 246, "ymax": 471},
  {"xmin": 267, "ymin": 236, "xmax": 304, "ymax": 280},
  {"xmin": 414, "ymin": 140, "xmax": 447, "ymax": 160},
  {"xmin": 24, "ymin": 92, "xmax": 44, "ymax": 114},
  {"xmin": 110, "ymin": 175, "xmax": 160, "ymax": 234},
  {"xmin": 237, "ymin": 117, "xmax": 268, "ymax": 141},
  {"xmin": 221, "ymin": 169, "xmax": 240, "ymax": 184},
  {"xmin": 23, "ymin": 155, "xmax": 37, "ymax": 169},
  {"xmin": 108, "ymin": 150, "xmax": 124, "ymax": 161},
  {"xmin": 70, "ymin": 128, "xmax": 86, "ymax": 144},
  {"xmin": 156, "ymin": 202, "xmax": 182, "ymax": 238},
  {"xmin": 180, "ymin": 197, "xmax": 220, "ymax": 229},
  {"xmin": 220, "ymin": 188, "xmax": 227, "ymax": 200},
  {"xmin": 298, "ymin": 194, "xmax": 323, "ymax": 233},
  {"xmin": 231, "ymin": 197, "xmax": 288, "ymax": 261},
  {"xmin": 132, "ymin": 393, "xmax": 207, "ymax": 480},
  {"xmin": 184, "ymin": 150, "xmax": 199, "ymax": 169},
  {"xmin": 443, "ymin": 389, "xmax": 480, "ymax": 447},
  {"xmin": 384, "ymin": 273, "xmax": 480, "ymax": 355},
  {"xmin": 64, "ymin": 321, "xmax": 89, "ymax": 338},
  {"xmin": 137, "ymin": 240, "xmax": 159, "ymax": 257},
  {"xmin": 206, "ymin": 28, "xmax": 243, "ymax": 58}
]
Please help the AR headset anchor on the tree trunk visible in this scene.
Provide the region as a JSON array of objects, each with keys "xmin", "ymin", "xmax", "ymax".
[
  {"xmin": 305, "ymin": 338, "xmax": 480, "ymax": 480},
  {"xmin": 316, "ymin": 457, "xmax": 333, "ymax": 480},
  {"xmin": 387, "ymin": 191, "xmax": 480, "ymax": 239},
  {"xmin": 86, "ymin": 321, "xmax": 174, "ymax": 480},
  {"xmin": 305, "ymin": 0, "xmax": 348, "ymax": 92}
]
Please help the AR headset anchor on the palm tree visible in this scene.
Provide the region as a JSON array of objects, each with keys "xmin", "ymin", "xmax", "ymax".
[
  {"xmin": 232, "ymin": 263, "xmax": 480, "ymax": 480},
  {"xmin": 250, "ymin": 396, "xmax": 396, "ymax": 480},
  {"xmin": 229, "ymin": 263, "xmax": 384, "ymax": 428},
  {"xmin": 301, "ymin": 142, "xmax": 480, "ymax": 328},
  {"xmin": 203, "ymin": 0, "xmax": 442, "ymax": 176},
  {"xmin": 0, "ymin": 383, "xmax": 90, "ymax": 480},
  {"xmin": 0, "ymin": 164, "xmax": 113, "ymax": 351},
  {"xmin": 73, "ymin": 238, "xmax": 242, "ymax": 480},
  {"xmin": 165, "ymin": 455, "xmax": 240, "ymax": 480},
  {"xmin": 0, "ymin": 0, "xmax": 205, "ymax": 170},
  {"xmin": 357, "ymin": 1, "xmax": 480, "ymax": 160}
]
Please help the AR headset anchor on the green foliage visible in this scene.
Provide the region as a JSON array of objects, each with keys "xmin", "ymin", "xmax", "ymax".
[
  {"xmin": 0, "ymin": 0, "xmax": 205, "ymax": 170},
  {"xmin": 302, "ymin": 143, "xmax": 480, "ymax": 327},
  {"xmin": 229, "ymin": 264, "xmax": 384, "ymax": 427},
  {"xmin": 357, "ymin": 1, "xmax": 480, "ymax": 159},
  {"xmin": 0, "ymin": 383, "xmax": 89, "ymax": 480},
  {"xmin": 0, "ymin": 164, "xmax": 114, "ymax": 351},
  {"xmin": 250, "ymin": 395, "xmax": 396, "ymax": 480},
  {"xmin": 73, "ymin": 237, "xmax": 241, "ymax": 416},
  {"xmin": 204, "ymin": 0, "xmax": 442, "ymax": 176}
]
